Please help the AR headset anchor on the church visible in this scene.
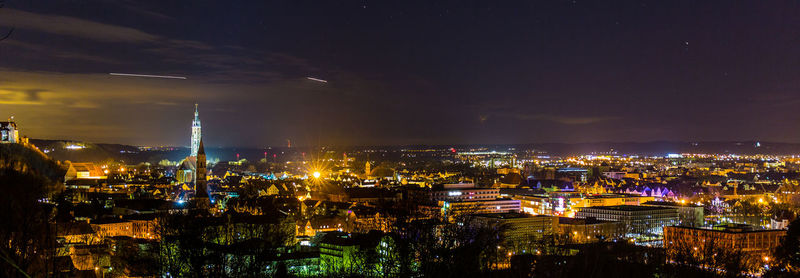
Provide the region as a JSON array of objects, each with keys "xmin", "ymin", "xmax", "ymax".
[
  {"xmin": 0, "ymin": 118, "xmax": 19, "ymax": 143},
  {"xmin": 175, "ymin": 104, "xmax": 209, "ymax": 207},
  {"xmin": 176, "ymin": 104, "xmax": 204, "ymax": 184}
]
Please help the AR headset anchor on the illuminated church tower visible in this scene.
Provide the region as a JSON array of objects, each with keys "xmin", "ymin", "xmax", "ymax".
[
  {"xmin": 190, "ymin": 104, "xmax": 201, "ymax": 157},
  {"xmin": 194, "ymin": 137, "xmax": 210, "ymax": 209}
]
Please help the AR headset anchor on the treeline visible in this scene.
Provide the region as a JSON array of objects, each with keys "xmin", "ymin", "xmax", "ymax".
[{"xmin": 0, "ymin": 143, "xmax": 66, "ymax": 277}]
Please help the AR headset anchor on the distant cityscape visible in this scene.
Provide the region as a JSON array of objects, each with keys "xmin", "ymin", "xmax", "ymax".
[
  {"xmin": 3, "ymin": 2, "xmax": 800, "ymax": 277},
  {"xmin": 2, "ymin": 105, "xmax": 800, "ymax": 277}
]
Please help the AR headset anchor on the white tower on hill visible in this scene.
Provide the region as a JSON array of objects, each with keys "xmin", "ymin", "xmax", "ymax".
[{"xmin": 190, "ymin": 104, "xmax": 202, "ymax": 157}]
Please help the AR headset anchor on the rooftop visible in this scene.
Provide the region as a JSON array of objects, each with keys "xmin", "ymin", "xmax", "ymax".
[
  {"xmin": 643, "ymin": 200, "xmax": 703, "ymax": 208},
  {"xmin": 580, "ymin": 205, "xmax": 674, "ymax": 212},
  {"xmin": 442, "ymin": 198, "xmax": 516, "ymax": 204},
  {"xmin": 559, "ymin": 217, "xmax": 617, "ymax": 225},
  {"xmin": 670, "ymin": 223, "xmax": 785, "ymax": 234},
  {"xmin": 473, "ymin": 212, "xmax": 552, "ymax": 220}
]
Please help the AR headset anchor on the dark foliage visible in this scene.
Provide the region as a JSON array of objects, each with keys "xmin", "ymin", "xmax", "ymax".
[{"xmin": 0, "ymin": 144, "xmax": 66, "ymax": 277}]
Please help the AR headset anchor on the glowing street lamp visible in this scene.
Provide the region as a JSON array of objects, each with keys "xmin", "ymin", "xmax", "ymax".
[{"xmin": 312, "ymin": 171, "xmax": 321, "ymax": 179}]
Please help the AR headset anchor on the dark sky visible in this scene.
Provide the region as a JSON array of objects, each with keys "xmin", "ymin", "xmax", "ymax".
[{"xmin": 2, "ymin": 0, "xmax": 800, "ymax": 147}]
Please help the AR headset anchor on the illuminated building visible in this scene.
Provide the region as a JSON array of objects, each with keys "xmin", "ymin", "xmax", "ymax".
[
  {"xmin": 643, "ymin": 201, "xmax": 704, "ymax": 227},
  {"xmin": 127, "ymin": 214, "xmax": 159, "ymax": 239},
  {"xmin": 57, "ymin": 222, "xmax": 98, "ymax": 245},
  {"xmin": 347, "ymin": 210, "xmax": 392, "ymax": 233},
  {"xmin": 175, "ymin": 157, "xmax": 196, "ymax": 184},
  {"xmin": 297, "ymin": 216, "xmax": 346, "ymax": 237},
  {"xmin": 319, "ymin": 231, "xmax": 395, "ymax": 273},
  {"xmin": 664, "ymin": 224, "xmax": 786, "ymax": 263},
  {"xmin": 193, "ymin": 138, "xmax": 210, "ymax": 209},
  {"xmin": 440, "ymin": 199, "xmax": 521, "ymax": 215},
  {"xmin": 266, "ymin": 184, "xmax": 280, "ymax": 196},
  {"xmin": 425, "ymin": 183, "xmax": 521, "ymax": 215},
  {"xmin": 557, "ymin": 217, "xmax": 625, "ymax": 243},
  {"xmin": 430, "ymin": 183, "xmax": 500, "ymax": 202},
  {"xmin": 90, "ymin": 218, "xmax": 133, "ymax": 238},
  {"xmin": 66, "ymin": 162, "xmax": 107, "ymax": 180},
  {"xmin": 473, "ymin": 213, "xmax": 557, "ymax": 243},
  {"xmin": 174, "ymin": 104, "xmax": 203, "ymax": 186},
  {"xmin": 575, "ymin": 205, "xmax": 678, "ymax": 238},
  {"xmin": 602, "ymin": 171, "xmax": 627, "ymax": 180},
  {"xmin": 0, "ymin": 119, "xmax": 19, "ymax": 143},
  {"xmin": 190, "ymin": 104, "xmax": 201, "ymax": 157},
  {"xmin": 512, "ymin": 192, "xmax": 654, "ymax": 217}
]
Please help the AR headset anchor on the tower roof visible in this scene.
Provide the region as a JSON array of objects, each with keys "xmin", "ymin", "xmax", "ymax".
[{"xmin": 198, "ymin": 137, "xmax": 205, "ymax": 155}]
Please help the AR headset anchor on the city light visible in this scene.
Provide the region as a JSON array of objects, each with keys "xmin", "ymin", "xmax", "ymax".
[{"xmin": 3, "ymin": 2, "xmax": 798, "ymax": 277}]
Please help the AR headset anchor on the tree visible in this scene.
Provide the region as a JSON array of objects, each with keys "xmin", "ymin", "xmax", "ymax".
[
  {"xmin": 0, "ymin": 144, "xmax": 65, "ymax": 277},
  {"xmin": 767, "ymin": 218, "xmax": 800, "ymax": 277},
  {"xmin": 667, "ymin": 237, "xmax": 754, "ymax": 278},
  {"xmin": 152, "ymin": 210, "xmax": 295, "ymax": 277}
]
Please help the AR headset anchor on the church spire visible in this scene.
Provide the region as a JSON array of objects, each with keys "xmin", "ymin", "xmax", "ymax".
[
  {"xmin": 190, "ymin": 104, "xmax": 202, "ymax": 157},
  {"xmin": 198, "ymin": 137, "xmax": 205, "ymax": 155},
  {"xmin": 194, "ymin": 136, "xmax": 210, "ymax": 208}
]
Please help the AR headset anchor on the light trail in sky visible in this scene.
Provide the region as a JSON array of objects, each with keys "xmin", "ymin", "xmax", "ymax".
[
  {"xmin": 109, "ymin": 73, "xmax": 187, "ymax": 79},
  {"xmin": 306, "ymin": 77, "xmax": 328, "ymax": 83}
]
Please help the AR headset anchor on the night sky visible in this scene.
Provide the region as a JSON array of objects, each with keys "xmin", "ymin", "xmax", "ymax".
[{"xmin": 2, "ymin": 1, "xmax": 800, "ymax": 147}]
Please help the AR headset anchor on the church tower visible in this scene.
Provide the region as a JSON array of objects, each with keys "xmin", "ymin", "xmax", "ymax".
[
  {"xmin": 190, "ymin": 104, "xmax": 202, "ymax": 157},
  {"xmin": 194, "ymin": 137, "xmax": 210, "ymax": 209}
]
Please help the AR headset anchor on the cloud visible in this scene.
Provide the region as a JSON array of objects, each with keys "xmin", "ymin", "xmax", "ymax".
[
  {"xmin": 512, "ymin": 113, "xmax": 620, "ymax": 125},
  {"xmin": 0, "ymin": 8, "xmax": 324, "ymax": 86},
  {"xmin": 0, "ymin": 88, "xmax": 47, "ymax": 105},
  {"xmin": 0, "ymin": 8, "xmax": 159, "ymax": 42},
  {"xmin": 0, "ymin": 86, "xmax": 100, "ymax": 108},
  {"xmin": 0, "ymin": 40, "xmax": 127, "ymax": 65},
  {"xmin": 0, "ymin": 8, "xmax": 213, "ymax": 53},
  {"xmin": 118, "ymin": 1, "xmax": 175, "ymax": 21},
  {"xmin": 1, "ymin": 88, "xmax": 46, "ymax": 101}
]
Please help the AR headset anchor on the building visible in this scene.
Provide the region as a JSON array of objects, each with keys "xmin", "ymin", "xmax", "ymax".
[
  {"xmin": 557, "ymin": 217, "xmax": 625, "ymax": 243},
  {"xmin": 421, "ymin": 183, "xmax": 522, "ymax": 215},
  {"xmin": 319, "ymin": 231, "xmax": 394, "ymax": 274},
  {"xmin": 346, "ymin": 206, "xmax": 393, "ymax": 233},
  {"xmin": 190, "ymin": 104, "xmax": 201, "ymax": 157},
  {"xmin": 266, "ymin": 184, "xmax": 281, "ymax": 196},
  {"xmin": 175, "ymin": 157, "xmax": 197, "ymax": 184},
  {"xmin": 90, "ymin": 218, "xmax": 133, "ymax": 238},
  {"xmin": 643, "ymin": 200, "xmax": 704, "ymax": 227},
  {"xmin": 297, "ymin": 216, "xmax": 347, "ymax": 237},
  {"xmin": 126, "ymin": 214, "xmax": 158, "ymax": 239},
  {"xmin": 431, "ymin": 185, "xmax": 500, "ymax": 202},
  {"xmin": 0, "ymin": 120, "xmax": 19, "ymax": 143},
  {"xmin": 575, "ymin": 205, "xmax": 678, "ymax": 239},
  {"xmin": 441, "ymin": 198, "xmax": 521, "ymax": 215},
  {"xmin": 473, "ymin": 213, "xmax": 557, "ymax": 243},
  {"xmin": 193, "ymin": 138, "xmax": 210, "ymax": 209},
  {"xmin": 512, "ymin": 192, "xmax": 654, "ymax": 217},
  {"xmin": 602, "ymin": 171, "xmax": 626, "ymax": 180},
  {"xmin": 664, "ymin": 224, "xmax": 786, "ymax": 263},
  {"xmin": 66, "ymin": 162, "xmax": 107, "ymax": 180}
]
